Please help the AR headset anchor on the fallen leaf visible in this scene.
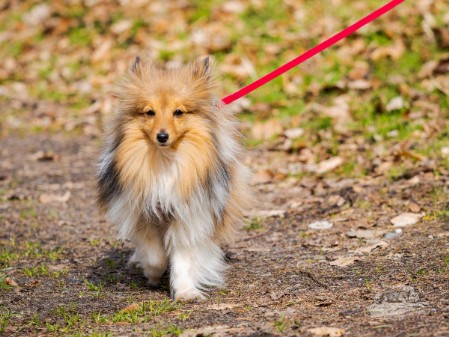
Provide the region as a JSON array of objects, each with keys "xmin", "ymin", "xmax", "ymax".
[
  {"xmin": 256, "ymin": 210, "xmax": 286, "ymax": 218},
  {"xmin": 418, "ymin": 60, "xmax": 439, "ymax": 78},
  {"xmin": 390, "ymin": 212, "xmax": 424, "ymax": 227},
  {"xmin": 207, "ymin": 303, "xmax": 241, "ymax": 310},
  {"xmin": 330, "ymin": 257, "xmax": 358, "ymax": 267},
  {"xmin": 111, "ymin": 20, "xmax": 133, "ymax": 35},
  {"xmin": 270, "ymin": 290, "xmax": 287, "ymax": 301},
  {"xmin": 346, "ymin": 229, "xmax": 386, "ymax": 239},
  {"xmin": 315, "ymin": 157, "xmax": 343, "ymax": 175},
  {"xmin": 284, "ymin": 128, "xmax": 304, "ymax": 139},
  {"xmin": 251, "ymin": 170, "xmax": 274, "ymax": 185},
  {"xmin": 251, "ymin": 119, "xmax": 283, "ymax": 141},
  {"xmin": 321, "ymin": 96, "xmax": 351, "ymax": 123},
  {"xmin": 386, "ymin": 96, "xmax": 404, "ymax": 112},
  {"xmin": 441, "ymin": 147, "xmax": 449, "ymax": 156},
  {"xmin": 120, "ymin": 303, "xmax": 141, "ymax": 313},
  {"xmin": 371, "ymin": 39, "xmax": 405, "ymax": 60},
  {"xmin": 407, "ymin": 176, "xmax": 421, "ymax": 186},
  {"xmin": 39, "ymin": 191, "xmax": 71, "ymax": 203},
  {"xmin": 180, "ymin": 325, "xmax": 249, "ymax": 337},
  {"xmin": 408, "ymin": 203, "xmax": 421, "ymax": 213},
  {"xmin": 5, "ymin": 278, "xmax": 19, "ymax": 287},
  {"xmin": 354, "ymin": 241, "xmax": 389, "ymax": 255},
  {"xmin": 348, "ymin": 61, "xmax": 369, "ymax": 80},
  {"xmin": 308, "ymin": 220, "xmax": 333, "ymax": 230},
  {"xmin": 24, "ymin": 3, "xmax": 51, "ymax": 26},
  {"xmin": 308, "ymin": 326, "xmax": 345, "ymax": 337},
  {"xmin": 327, "ymin": 195, "xmax": 346, "ymax": 207},
  {"xmin": 347, "ymin": 79, "xmax": 372, "ymax": 90},
  {"xmin": 221, "ymin": 1, "xmax": 247, "ymax": 14},
  {"xmin": 30, "ymin": 150, "xmax": 58, "ymax": 162}
]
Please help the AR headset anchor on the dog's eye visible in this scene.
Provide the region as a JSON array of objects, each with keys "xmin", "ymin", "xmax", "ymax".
[
  {"xmin": 173, "ymin": 109, "xmax": 183, "ymax": 117},
  {"xmin": 146, "ymin": 110, "xmax": 155, "ymax": 116}
]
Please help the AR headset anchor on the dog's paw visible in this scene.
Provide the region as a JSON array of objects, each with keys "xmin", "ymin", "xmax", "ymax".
[
  {"xmin": 174, "ymin": 288, "xmax": 205, "ymax": 302},
  {"xmin": 127, "ymin": 252, "xmax": 140, "ymax": 269},
  {"xmin": 143, "ymin": 271, "xmax": 162, "ymax": 286}
]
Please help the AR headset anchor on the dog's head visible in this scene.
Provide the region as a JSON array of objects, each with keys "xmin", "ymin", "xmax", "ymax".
[{"xmin": 115, "ymin": 56, "xmax": 218, "ymax": 150}]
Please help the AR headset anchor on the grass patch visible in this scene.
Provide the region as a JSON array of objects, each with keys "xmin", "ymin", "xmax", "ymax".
[
  {"xmin": 84, "ymin": 279, "xmax": 104, "ymax": 298},
  {"xmin": 150, "ymin": 324, "xmax": 182, "ymax": 337},
  {"xmin": 0, "ymin": 240, "xmax": 65, "ymax": 269},
  {"xmin": 93, "ymin": 299, "xmax": 179, "ymax": 325},
  {"xmin": 386, "ymin": 165, "xmax": 408, "ymax": 182},
  {"xmin": 23, "ymin": 264, "xmax": 49, "ymax": 277},
  {"xmin": 0, "ymin": 306, "xmax": 11, "ymax": 333},
  {"xmin": 0, "ymin": 247, "xmax": 19, "ymax": 268},
  {"xmin": 0, "ymin": 275, "xmax": 13, "ymax": 291},
  {"xmin": 244, "ymin": 217, "xmax": 264, "ymax": 231},
  {"xmin": 68, "ymin": 27, "xmax": 93, "ymax": 47}
]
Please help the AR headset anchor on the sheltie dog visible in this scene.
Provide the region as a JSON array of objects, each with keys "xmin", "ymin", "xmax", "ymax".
[{"xmin": 97, "ymin": 56, "xmax": 250, "ymax": 301}]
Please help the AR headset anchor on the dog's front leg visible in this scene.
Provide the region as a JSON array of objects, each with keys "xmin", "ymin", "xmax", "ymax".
[
  {"xmin": 167, "ymin": 223, "xmax": 226, "ymax": 301},
  {"xmin": 128, "ymin": 224, "xmax": 168, "ymax": 286}
]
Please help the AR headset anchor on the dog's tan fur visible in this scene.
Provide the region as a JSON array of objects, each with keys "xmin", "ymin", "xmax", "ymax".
[{"xmin": 97, "ymin": 57, "xmax": 251, "ymax": 300}]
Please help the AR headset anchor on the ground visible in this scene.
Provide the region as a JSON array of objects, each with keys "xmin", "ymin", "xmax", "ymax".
[
  {"xmin": 1, "ymin": 0, "xmax": 449, "ymax": 336},
  {"xmin": 0, "ymin": 133, "xmax": 448, "ymax": 337}
]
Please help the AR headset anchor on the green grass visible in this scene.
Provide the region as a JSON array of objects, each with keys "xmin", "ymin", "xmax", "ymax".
[
  {"xmin": 0, "ymin": 306, "xmax": 11, "ymax": 333},
  {"xmin": 150, "ymin": 324, "xmax": 182, "ymax": 337},
  {"xmin": 93, "ymin": 299, "xmax": 179, "ymax": 325},
  {"xmin": 23, "ymin": 264, "xmax": 49, "ymax": 277},
  {"xmin": 273, "ymin": 316, "xmax": 292, "ymax": 333},
  {"xmin": 68, "ymin": 27, "xmax": 93, "ymax": 47},
  {"xmin": 0, "ymin": 240, "xmax": 65, "ymax": 270},
  {"xmin": 244, "ymin": 217, "xmax": 264, "ymax": 231},
  {"xmin": 84, "ymin": 279, "xmax": 104, "ymax": 297},
  {"xmin": 0, "ymin": 275, "xmax": 13, "ymax": 291},
  {"xmin": 0, "ymin": 247, "xmax": 19, "ymax": 268},
  {"xmin": 386, "ymin": 165, "xmax": 408, "ymax": 182}
]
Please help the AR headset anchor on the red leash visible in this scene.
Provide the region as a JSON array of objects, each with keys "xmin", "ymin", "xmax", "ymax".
[{"xmin": 220, "ymin": 0, "xmax": 405, "ymax": 106}]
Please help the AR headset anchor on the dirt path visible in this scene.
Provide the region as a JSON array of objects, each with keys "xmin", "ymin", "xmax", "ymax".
[{"xmin": 0, "ymin": 133, "xmax": 448, "ymax": 337}]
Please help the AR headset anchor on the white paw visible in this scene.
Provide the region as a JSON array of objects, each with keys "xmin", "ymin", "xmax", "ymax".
[
  {"xmin": 174, "ymin": 288, "xmax": 206, "ymax": 302},
  {"xmin": 127, "ymin": 252, "xmax": 140, "ymax": 269},
  {"xmin": 127, "ymin": 252, "xmax": 166, "ymax": 286}
]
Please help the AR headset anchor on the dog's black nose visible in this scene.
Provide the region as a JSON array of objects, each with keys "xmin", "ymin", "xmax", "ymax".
[{"xmin": 157, "ymin": 132, "xmax": 169, "ymax": 144}]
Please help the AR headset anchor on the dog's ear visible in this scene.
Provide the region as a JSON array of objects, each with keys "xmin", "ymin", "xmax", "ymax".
[
  {"xmin": 190, "ymin": 56, "xmax": 214, "ymax": 81},
  {"xmin": 129, "ymin": 56, "xmax": 142, "ymax": 75}
]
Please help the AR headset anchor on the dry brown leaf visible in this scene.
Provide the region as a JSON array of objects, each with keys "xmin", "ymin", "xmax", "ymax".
[
  {"xmin": 390, "ymin": 213, "xmax": 424, "ymax": 227},
  {"xmin": 386, "ymin": 96, "xmax": 404, "ymax": 112},
  {"xmin": 408, "ymin": 203, "xmax": 421, "ymax": 213},
  {"xmin": 348, "ymin": 61, "xmax": 369, "ymax": 80},
  {"xmin": 371, "ymin": 39, "xmax": 405, "ymax": 61},
  {"xmin": 284, "ymin": 128, "xmax": 304, "ymax": 139},
  {"xmin": 330, "ymin": 257, "xmax": 358, "ymax": 267},
  {"xmin": 30, "ymin": 150, "xmax": 59, "ymax": 162},
  {"xmin": 120, "ymin": 303, "xmax": 141, "ymax": 313},
  {"xmin": 441, "ymin": 147, "xmax": 449, "ymax": 156},
  {"xmin": 256, "ymin": 209, "xmax": 286, "ymax": 218},
  {"xmin": 308, "ymin": 326, "xmax": 345, "ymax": 337},
  {"xmin": 39, "ymin": 191, "xmax": 71, "ymax": 204},
  {"xmin": 5, "ymin": 277, "xmax": 19, "ymax": 287},
  {"xmin": 207, "ymin": 303, "xmax": 242, "ymax": 310},
  {"xmin": 251, "ymin": 170, "xmax": 274, "ymax": 185},
  {"xmin": 347, "ymin": 79, "xmax": 372, "ymax": 90},
  {"xmin": 346, "ymin": 229, "xmax": 386, "ymax": 239},
  {"xmin": 315, "ymin": 157, "xmax": 343, "ymax": 175},
  {"xmin": 354, "ymin": 241, "xmax": 389, "ymax": 255},
  {"xmin": 251, "ymin": 119, "xmax": 283, "ymax": 141}
]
